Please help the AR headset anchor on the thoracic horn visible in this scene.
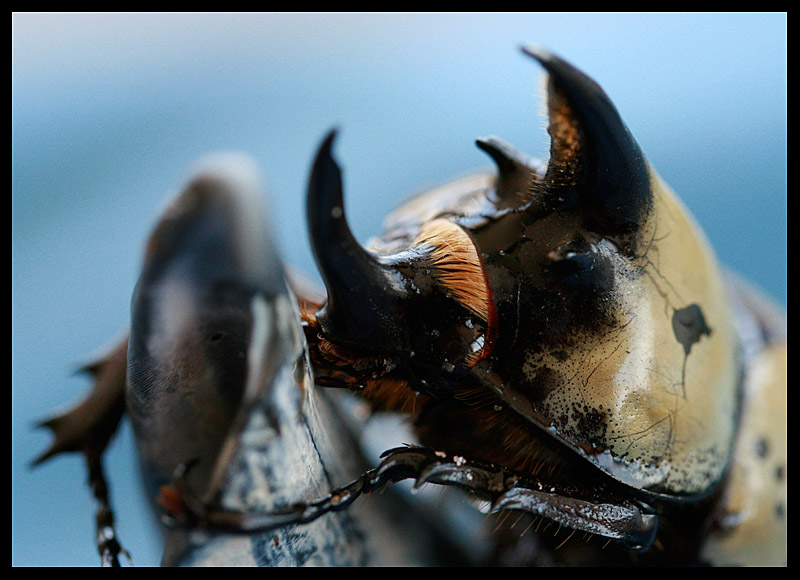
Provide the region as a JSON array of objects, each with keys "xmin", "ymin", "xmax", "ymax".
[
  {"xmin": 306, "ymin": 130, "xmax": 409, "ymax": 352},
  {"xmin": 475, "ymin": 136, "xmax": 541, "ymax": 209},
  {"xmin": 522, "ymin": 45, "xmax": 652, "ymax": 239}
]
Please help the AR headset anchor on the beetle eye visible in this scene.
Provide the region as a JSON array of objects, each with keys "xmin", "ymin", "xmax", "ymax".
[{"xmin": 547, "ymin": 241, "xmax": 615, "ymax": 295}]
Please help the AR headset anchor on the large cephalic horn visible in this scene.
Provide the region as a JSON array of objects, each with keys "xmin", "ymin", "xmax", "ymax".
[
  {"xmin": 522, "ymin": 46, "xmax": 652, "ymax": 235},
  {"xmin": 306, "ymin": 130, "xmax": 409, "ymax": 352}
]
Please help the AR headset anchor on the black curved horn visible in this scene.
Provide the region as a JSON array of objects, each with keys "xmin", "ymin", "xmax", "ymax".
[
  {"xmin": 306, "ymin": 130, "xmax": 408, "ymax": 352},
  {"xmin": 522, "ymin": 45, "xmax": 652, "ymax": 233},
  {"xmin": 475, "ymin": 136, "xmax": 541, "ymax": 208}
]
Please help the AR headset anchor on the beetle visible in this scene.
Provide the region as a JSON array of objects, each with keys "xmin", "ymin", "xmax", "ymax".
[{"xmin": 34, "ymin": 46, "xmax": 786, "ymax": 566}]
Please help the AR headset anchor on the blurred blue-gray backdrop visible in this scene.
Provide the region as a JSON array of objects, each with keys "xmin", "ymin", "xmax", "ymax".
[{"xmin": 13, "ymin": 13, "xmax": 786, "ymax": 566}]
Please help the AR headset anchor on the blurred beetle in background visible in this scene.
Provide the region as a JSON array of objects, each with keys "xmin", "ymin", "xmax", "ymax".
[{"xmin": 34, "ymin": 46, "xmax": 786, "ymax": 566}]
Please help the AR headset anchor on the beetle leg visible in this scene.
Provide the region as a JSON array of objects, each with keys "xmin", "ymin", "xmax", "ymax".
[
  {"xmin": 376, "ymin": 446, "xmax": 657, "ymax": 552},
  {"xmin": 157, "ymin": 443, "xmax": 656, "ymax": 553},
  {"xmin": 205, "ymin": 468, "xmax": 387, "ymax": 532},
  {"xmin": 158, "ymin": 461, "xmax": 389, "ymax": 533},
  {"xmin": 491, "ymin": 487, "xmax": 657, "ymax": 552},
  {"xmin": 156, "ymin": 447, "xmax": 459, "ymax": 534},
  {"xmin": 86, "ymin": 450, "xmax": 130, "ymax": 566},
  {"xmin": 32, "ymin": 335, "xmax": 130, "ymax": 565},
  {"xmin": 33, "ymin": 335, "xmax": 128, "ymax": 466}
]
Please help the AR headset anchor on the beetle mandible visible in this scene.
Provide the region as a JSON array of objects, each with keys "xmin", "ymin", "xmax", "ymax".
[{"xmin": 35, "ymin": 46, "xmax": 786, "ymax": 566}]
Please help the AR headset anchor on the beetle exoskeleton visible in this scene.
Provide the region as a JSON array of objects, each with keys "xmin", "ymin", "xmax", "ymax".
[
  {"xmin": 34, "ymin": 46, "xmax": 786, "ymax": 566},
  {"xmin": 299, "ymin": 45, "xmax": 785, "ymax": 564}
]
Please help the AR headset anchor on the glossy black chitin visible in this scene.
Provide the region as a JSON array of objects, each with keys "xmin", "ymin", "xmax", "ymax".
[{"xmin": 34, "ymin": 46, "xmax": 787, "ymax": 566}]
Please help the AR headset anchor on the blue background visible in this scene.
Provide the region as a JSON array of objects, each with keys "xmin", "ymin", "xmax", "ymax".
[{"xmin": 13, "ymin": 13, "xmax": 786, "ymax": 566}]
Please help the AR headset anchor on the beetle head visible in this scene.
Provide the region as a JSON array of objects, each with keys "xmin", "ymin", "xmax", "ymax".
[
  {"xmin": 307, "ymin": 130, "xmax": 496, "ymax": 374},
  {"xmin": 306, "ymin": 47, "xmax": 739, "ymax": 501}
]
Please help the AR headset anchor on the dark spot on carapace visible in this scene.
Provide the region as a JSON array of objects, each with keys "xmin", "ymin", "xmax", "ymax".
[
  {"xmin": 754, "ymin": 437, "xmax": 770, "ymax": 459},
  {"xmin": 776, "ymin": 464, "xmax": 785, "ymax": 481},
  {"xmin": 672, "ymin": 304, "xmax": 711, "ymax": 356},
  {"xmin": 775, "ymin": 503, "xmax": 785, "ymax": 520}
]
